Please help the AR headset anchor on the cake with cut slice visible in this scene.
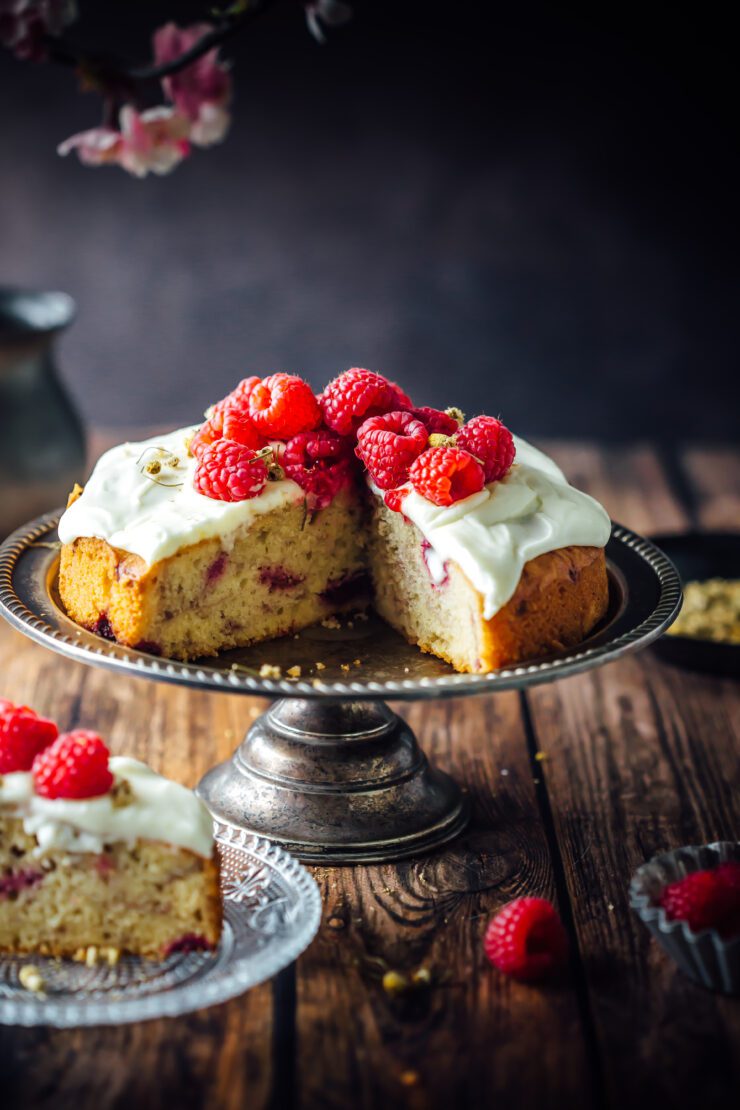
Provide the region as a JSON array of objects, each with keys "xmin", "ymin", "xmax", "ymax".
[
  {"xmin": 57, "ymin": 368, "xmax": 612, "ymax": 672},
  {"xmin": 0, "ymin": 701, "xmax": 221, "ymax": 959}
]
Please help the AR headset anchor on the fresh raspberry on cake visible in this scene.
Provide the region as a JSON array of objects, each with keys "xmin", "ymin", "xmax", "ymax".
[
  {"xmin": 383, "ymin": 487, "xmax": 409, "ymax": 513},
  {"xmin": 659, "ymin": 868, "xmax": 739, "ymax": 936},
  {"xmin": 456, "ymin": 415, "xmax": 516, "ymax": 483},
  {"xmin": 356, "ymin": 411, "xmax": 429, "ymax": 490},
  {"xmin": 408, "ymin": 445, "xmax": 485, "ymax": 506},
  {"xmin": 248, "ymin": 373, "xmax": 321, "ymax": 438},
  {"xmin": 320, "ymin": 368, "xmax": 412, "ymax": 436},
  {"xmin": 0, "ymin": 704, "xmax": 58, "ymax": 773},
  {"xmin": 412, "ymin": 406, "xmax": 462, "ymax": 436},
  {"xmin": 194, "ymin": 439, "xmax": 268, "ymax": 502},
  {"xmin": 221, "ymin": 405, "xmax": 267, "ymax": 451},
  {"xmin": 33, "ymin": 729, "xmax": 114, "ymax": 799},
  {"xmin": 484, "ymin": 898, "xmax": 568, "ymax": 981},
  {"xmin": 283, "ymin": 429, "xmax": 355, "ymax": 510}
]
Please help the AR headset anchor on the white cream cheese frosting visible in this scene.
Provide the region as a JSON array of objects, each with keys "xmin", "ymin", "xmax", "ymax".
[
  {"xmin": 58, "ymin": 422, "xmax": 611, "ymax": 623},
  {"xmin": 374, "ymin": 435, "xmax": 611, "ymax": 620},
  {"xmin": 58, "ymin": 425, "xmax": 306, "ymax": 565},
  {"xmin": 0, "ymin": 757, "xmax": 214, "ymax": 858}
]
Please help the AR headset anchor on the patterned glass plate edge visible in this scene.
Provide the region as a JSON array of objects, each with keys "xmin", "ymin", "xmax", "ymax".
[{"xmin": 0, "ymin": 823, "xmax": 321, "ymax": 1027}]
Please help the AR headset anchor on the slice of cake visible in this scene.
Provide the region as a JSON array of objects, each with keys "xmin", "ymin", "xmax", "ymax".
[
  {"xmin": 57, "ymin": 368, "xmax": 612, "ymax": 671},
  {"xmin": 0, "ymin": 702, "xmax": 221, "ymax": 959}
]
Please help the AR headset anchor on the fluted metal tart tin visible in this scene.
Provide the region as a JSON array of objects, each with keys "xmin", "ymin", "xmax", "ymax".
[{"xmin": 630, "ymin": 841, "xmax": 740, "ymax": 995}]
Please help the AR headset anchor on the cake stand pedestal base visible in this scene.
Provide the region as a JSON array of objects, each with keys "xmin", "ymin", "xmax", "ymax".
[{"xmin": 196, "ymin": 698, "xmax": 470, "ymax": 864}]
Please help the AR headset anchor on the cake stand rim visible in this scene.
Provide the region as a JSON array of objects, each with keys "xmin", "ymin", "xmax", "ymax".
[{"xmin": 0, "ymin": 508, "xmax": 682, "ymax": 701}]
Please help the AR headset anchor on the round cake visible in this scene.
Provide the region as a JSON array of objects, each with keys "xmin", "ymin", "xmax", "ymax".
[{"xmin": 57, "ymin": 369, "xmax": 611, "ymax": 672}]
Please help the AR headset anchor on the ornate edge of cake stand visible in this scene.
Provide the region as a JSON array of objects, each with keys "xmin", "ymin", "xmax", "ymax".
[{"xmin": 0, "ymin": 511, "xmax": 682, "ymax": 863}]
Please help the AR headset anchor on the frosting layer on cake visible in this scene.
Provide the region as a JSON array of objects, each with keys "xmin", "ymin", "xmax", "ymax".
[
  {"xmin": 374, "ymin": 436, "xmax": 611, "ymax": 619},
  {"xmin": 58, "ymin": 426, "xmax": 306, "ymax": 565},
  {"xmin": 59, "ymin": 425, "xmax": 611, "ymax": 623},
  {"xmin": 0, "ymin": 757, "xmax": 213, "ymax": 857}
]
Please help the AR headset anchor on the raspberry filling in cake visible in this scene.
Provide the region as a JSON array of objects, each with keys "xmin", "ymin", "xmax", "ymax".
[
  {"xmin": 57, "ymin": 369, "xmax": 612, "ymax": 672},
  {"xmin": 0, "ymin": 705, "xmax": 221, "ymax": 959}
]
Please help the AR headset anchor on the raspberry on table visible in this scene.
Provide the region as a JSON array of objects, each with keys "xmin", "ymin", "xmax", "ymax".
[
  {"xmin": 248, "ymin": 373, "xmax": 321, "ymax": 439},
  {"xmin": 320, "ymin": 368, "xmax": 412, "ymax": 437},
  {"xmin": 283, "ymin": 429, "xmax": 355, "ymax": 510},
  {"xmin": 33, "ymin": 729, "xmax": 114, "ymax": 800},
  {"xmin": 193, "ymin": 439, "xmax": 268, "ymax": 502},
  {"xmin": 411, "ymin": 406, "xmax": 462, "ymax": 437},
  {"xmin": 408, "ymin": 446, "xmax": 485, "ymax": 506},
  {"xmin": 355, "ymin": 411, "xmax": 429, "ymax": 490},
  {"xmin": 455, "ymin": 415, "xmax": 516, "ymax": 483},
  {"xmin": 659, "ymin": 867, "xmax": 740, "ymax": 937},
  {"xmin": 484, "ymin": 898, "xmax": 568, "ymax": 981},
  {"xmin": 0, "ymin": 704, "xmax": 59, "ymax": 773}
]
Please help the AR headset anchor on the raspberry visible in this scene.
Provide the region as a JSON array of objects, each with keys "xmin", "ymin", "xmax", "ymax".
[
  {"xmin": 455, "ymin": 415, "xmax": 516, "ymax": 483},
  {"xmin": 411, "ymin": 406, "xmax": 461, "ymax": 437},
  {"xmin": 33, "ymin": 729, "xmax": 113, "ymax": 799},
  {"xmin": 249, "ymin": 373, "xmax": 321, "ymax": 439},
  {"xmin": 193, "ymin": 440, "xmax": 268, "ymax": 502},
  {"xmin": 484, "ymin": 898, "xmax": 568, "ymax": 981},
  {"xmin": 221, "ymin": 405, "xmax": 267, "ymax": 451},
  {"xmin": 408, "ymin": 446, "xmax": 485, "ymax": 506},
  {"xmin": 0, "ymin": 705, "xmax": 59, "ymax": 773},
  {"xmin": 355, "ymin": 411, "xmax": 428, "ymax": 490},
  {"xmin": 383, "ymin": 488, "xmax": 409, "ymax": 514},
  {"xmin": 283, "ymin": 429, "xmax": 354, "ymax": 510},
  {"xmin": 659, "ymin": 868, "xmax": 739, "ymax": 936},
  {"xmin": 190, "ymin": 417, "xmax": 221, "ymax": 458},
  {"xmin": 320, "ymin": 368, "xmax": 412, "ymax": 437},
  {"xmin": 227, "ymin": 375, "xmax": 261, "ymax": 406}
]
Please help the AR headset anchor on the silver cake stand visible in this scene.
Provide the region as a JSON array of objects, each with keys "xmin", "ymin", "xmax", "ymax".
[{"xmin": 0, "ymin": 511, "xmax": 681, "ymax": 864}]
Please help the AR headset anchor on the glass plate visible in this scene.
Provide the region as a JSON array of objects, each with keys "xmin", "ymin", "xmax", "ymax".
[{"xmin": 0, "ymin": 823, "xmax": 321, "ymax": 1027}]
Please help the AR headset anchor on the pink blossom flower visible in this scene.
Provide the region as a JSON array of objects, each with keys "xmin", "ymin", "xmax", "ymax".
[
  {"xmin": 0, "ymin": 0, "xmax": 77, "ymax": 61},
  {"xmin": 58, "ymin": 105, "xmax": 191, "ymax": 178},
  {"xmin": 153, "ymin": 22, "xmax": 231, "ymax": 147}
]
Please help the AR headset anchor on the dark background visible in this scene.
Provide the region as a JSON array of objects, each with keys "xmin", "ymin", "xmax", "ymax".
[{"xmin": 1, "ymin": 1, "xmax": 738, "ymax": 442}]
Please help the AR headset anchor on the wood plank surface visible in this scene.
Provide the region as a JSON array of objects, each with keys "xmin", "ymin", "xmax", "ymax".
[
  {"xmin": 525, "ymin": 443, "xmax": 740, "ymax": 1106},
  {"xmin": 1, "ymin": 439, "xmax": 739, "ymax": 1110}
]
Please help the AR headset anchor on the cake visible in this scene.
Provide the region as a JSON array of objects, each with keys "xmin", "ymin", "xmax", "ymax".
[
  {"xmin": 0, "ymin": 701, "xmax": 221, "ymax": 959},
  {"xmin": 57, "ymin": 369, "xmax": 612, "ymax": 672}
]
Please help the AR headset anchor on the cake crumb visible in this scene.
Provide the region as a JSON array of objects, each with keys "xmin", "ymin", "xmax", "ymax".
[
  {"xmin": 315, "ymin": 661, "xmax": 326, "ymax": 671},
  {"xmin": 340, "ymin": 663, "xmax": 351, "ymax": 672},
  {"xmin": 286, "ymin": 665, "xmax": 302, "ymax": 678},
  {"xmin": 85, "ymin": 946, "xmax": 99, "ymax": 967},
  {"xmin": 102, "ymin": 946, "xmax": 121, "ymax": 966},
  {"xmin": 259, "ymin": 664, "xmax": 282, "ymax": 679},
  {"xmin": 19, "ymin": 965, "xmax": 45, "ymax": 993},
  {"xmin": 534, "ymin": 751, "xmax": 548, "ymax": 762},
  {"xmin": 399, "ymin": 1071, "xmax": 419, "ymax": 1088},
  {"xmin": 354, "ymin": 611, "xmax": 369, "ymax": 621},
  {"xmin": 321, "ymin": 616, "xmax": 341, "ymax": 630},
  {"xmin": 352, "ymin": 659, "xmax": 362, "ymax": 667}
]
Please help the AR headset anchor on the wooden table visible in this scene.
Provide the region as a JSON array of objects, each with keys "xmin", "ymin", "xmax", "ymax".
[{"xmin": 2, "ymin": 441, "xmax": 738, "ymax": 1109}]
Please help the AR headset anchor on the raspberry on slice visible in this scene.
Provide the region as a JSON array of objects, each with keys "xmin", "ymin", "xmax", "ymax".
[
  {"xmin": 249, "ymin": 373, "xmax": 321, "ymax": 439},
  {"xmin": 411, "ymin": 406, "xmax": 462, "ymax": 437},
  {"xmin": 33, "ymin": 729, "xmax": 114, "ymax": 799},
  {"xmin": 227, "ymin": 375, "xmax": 261, "ymax": 405},
  {"xmin": 320, "ymin": 368, "xmax": 412, "ymax": 437},
  {"xmin": 355, "ymin": 411, "xmax": 428, "ymax": 490},
  {"xmin": 659, "ymin": 869, "xmax": 738, "ymax": 936},
  {"xmin": 283, "ymin": 429, "xmax": 355, "ymax": 510},
  {"xmin": 193, "ymin": 440, "xmax": 268, "ymax": 502},
  {"xmin": 383, "ymin": 487, "xmax": 409, "ymax": 514},
  {"xmin": 455, "ymin": 415, "xmax": 516, "ymax": 483},
  {"xmin": 0, "ymin": 705, "xmax": 59, "ymax": 773},
  {"xmin": 484, "ymin": 898, "xmax": 568, "ymax": 981},
  {"xmin": 408, "ymin": 446, "xmax": 485, "ymax": 506}
]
